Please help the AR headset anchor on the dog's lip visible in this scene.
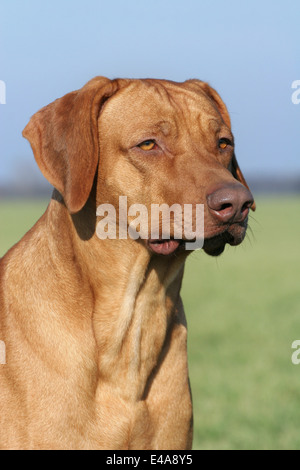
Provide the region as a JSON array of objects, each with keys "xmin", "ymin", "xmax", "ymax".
[
  {"xmin": 203, "ymin": 223, "xmax": 247, "ymax": 256},
  {"xmin": 203, "ymin": 232, "xmax": 231, "ymax": 256},
  {"xmin": 147, "ymin": 239, "xmax": 185, "ymax": 255}
]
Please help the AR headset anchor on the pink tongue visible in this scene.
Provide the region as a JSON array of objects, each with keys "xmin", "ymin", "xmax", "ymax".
[{"xmin": 149, "ymin": 240, "xmax": 180, "ymax": 255}]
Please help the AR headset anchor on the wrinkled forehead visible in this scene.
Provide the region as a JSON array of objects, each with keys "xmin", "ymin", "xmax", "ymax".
[{"xmin": 99, "ymin": 80, "xmax": 223, "ymax": 139}]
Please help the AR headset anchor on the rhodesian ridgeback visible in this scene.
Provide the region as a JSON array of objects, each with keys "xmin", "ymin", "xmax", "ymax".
[{"xmin": 0, "ymin": 77, "xmax": 255, "ymax": 450}]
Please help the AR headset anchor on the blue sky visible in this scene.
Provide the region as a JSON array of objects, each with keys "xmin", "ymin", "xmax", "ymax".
[{"xmin": 0, "ymin": 0, "xmax": 299, "ymax": 184}]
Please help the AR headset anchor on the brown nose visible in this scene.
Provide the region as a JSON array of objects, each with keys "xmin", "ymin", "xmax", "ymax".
[{"xmin": 207, "ymin": 183, "xmax": 254, "ymax": 223}]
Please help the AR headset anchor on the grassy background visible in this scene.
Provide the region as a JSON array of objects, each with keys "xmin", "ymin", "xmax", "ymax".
[{"xmin": 0, "ymin": 197, "xmax": 300, "ymax": 449}]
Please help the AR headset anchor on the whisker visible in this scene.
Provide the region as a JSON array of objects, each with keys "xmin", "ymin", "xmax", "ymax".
[
  {"xmin": 246, "ymin": 225, "xmax": 256, "ymax": 244},
  {"xmin": 249, "ymin": 214, "xmax": 262, "ymax": 229},
  {"xmin": 245, "ymin": 231, "xmax": 253, "ymax": 248}
]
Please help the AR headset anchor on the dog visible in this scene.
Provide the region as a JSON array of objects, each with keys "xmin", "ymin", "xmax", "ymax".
[{"xmin": 0, "ymin": 77, "xmax": 255, "ymax": 449}]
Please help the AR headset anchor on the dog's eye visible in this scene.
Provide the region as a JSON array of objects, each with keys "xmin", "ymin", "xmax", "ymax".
[
  {"xmin": 138, "ymin": 140, "xmax": 157, "ymax": 151},
  {"xmin": 219, "ymin": 138, "xmax": 232, "ymax": 150}
]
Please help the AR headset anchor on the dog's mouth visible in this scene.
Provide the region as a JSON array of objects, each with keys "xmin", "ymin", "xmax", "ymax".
[
  {"xmin": 147, "ymin": 239, "xmax": 185, "ymax": 256},
  {"xmin": 146, "ymin": 222, "xmax": 248, "ymax": 257}
]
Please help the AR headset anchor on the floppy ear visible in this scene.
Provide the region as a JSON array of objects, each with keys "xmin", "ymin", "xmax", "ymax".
[
  {"xmin": 185, "ymin": 79, "xmax": 256, "ymax": 211},
  {"xmin": 23, "ymin": 77, "xmax": 120, "ymax": 213}
]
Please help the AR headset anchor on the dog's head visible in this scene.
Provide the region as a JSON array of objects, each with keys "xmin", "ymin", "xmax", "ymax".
[{"xmin": 23, "ymin": 77, "xmax": 255, "ymax": 257}]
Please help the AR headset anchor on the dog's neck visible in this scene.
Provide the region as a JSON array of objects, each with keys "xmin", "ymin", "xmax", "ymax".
[{"xmin": 46, "ymin": 197, "xmax": 187, "ymax": 401}]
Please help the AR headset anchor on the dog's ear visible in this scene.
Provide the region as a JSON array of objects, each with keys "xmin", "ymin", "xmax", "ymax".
[
  {"xmin": 23, "ymin": 77, "xmax": 120, "ymax": 213},
  {"xmin": 185, "ymin": 79, "xmax": 256, "ymax": 211}
]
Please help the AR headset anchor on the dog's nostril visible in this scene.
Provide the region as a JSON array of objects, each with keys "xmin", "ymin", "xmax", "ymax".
[
  {"xmin": 219, "ymin": 203, "xmax": 232, "ymax": 211},
  {"xmin": 241, "ymin": 200, "xmax": 253, "ymax": 213},
  {"xmin": 217, "ymin": 203, "xmax": 234, "ymax": 219},
  {"xmin": 246, "ymin": 200, "xmax": 253, "ymax": 209}
]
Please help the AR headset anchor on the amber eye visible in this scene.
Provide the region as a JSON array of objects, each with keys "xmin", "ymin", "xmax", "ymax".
[
  {"xmin": 219, "ymin": 138, "xmax": 232, "ymax": 150},
  {"xmin": 138, "ymin": 140, "xmax": 157, "ymax": 151}
]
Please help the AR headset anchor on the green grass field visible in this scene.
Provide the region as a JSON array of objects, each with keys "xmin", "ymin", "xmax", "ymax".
[{"xmin": 0, "ymin": 197, "xmax": 300, "ymax": 449}]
